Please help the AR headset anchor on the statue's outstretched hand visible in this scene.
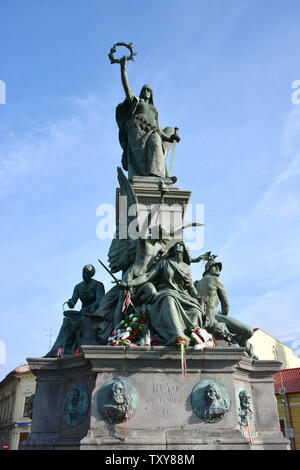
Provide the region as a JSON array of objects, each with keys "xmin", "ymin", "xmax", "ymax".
[
  {"xmin": 115, "ymin": 280, "xmax": 132, "ymax": 291},
  {"xmin": 218, "ymin": 310, "xmax": 228, "ymax": 317},
  {"xmin": 120, "ymin": 55, "xmax": 127, "ymax": 67},
  {"xmin": 67, "ymin": 300, "xmax": 75, "ymax": 309},
  {"xmin": 170, "ymin": 132, "xmax": 180, "ymax": 143}
]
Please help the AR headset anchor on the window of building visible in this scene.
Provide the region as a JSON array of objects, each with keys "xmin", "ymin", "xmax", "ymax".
[
  {"xmin": 18, "ymin": 433, "xmax": 28, "ymax": 449},
  {"xmin": 23, "ymin": 397, "xmax": 31, "ymax": 418},
  {"xmin": 280, "ymin": 418, "xmax": 285, "ymax": 437}
]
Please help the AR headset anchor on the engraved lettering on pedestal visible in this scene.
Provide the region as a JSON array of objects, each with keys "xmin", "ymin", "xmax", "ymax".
[{"xmin": 140, "ymin": 382, "xmax": 184, "ymax": 417}]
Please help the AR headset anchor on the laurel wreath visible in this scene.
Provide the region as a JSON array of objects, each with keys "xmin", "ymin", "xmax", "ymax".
[{"xmin": 108, "ymin": 42, "xmax": 137, "ymax": 64}]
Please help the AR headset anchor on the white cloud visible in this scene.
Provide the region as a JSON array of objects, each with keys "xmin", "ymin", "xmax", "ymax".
[
  {"xmin": 214, "ymin": 105, "xmax": 300, "ymax": 345},
  {"xmin": 238, "ymin": 287, "xmax": 300, "ymax": 341},
  {"xmin": 219, "ymin": 107, "xmax": 300, "ymax": 267},
  {"xmin": 220, "ymin": 106, "xmax": 300, "ymax": 256},
  {"xmin": 0, "ymin": 94, "xmax": 116, "ymax": 197}
]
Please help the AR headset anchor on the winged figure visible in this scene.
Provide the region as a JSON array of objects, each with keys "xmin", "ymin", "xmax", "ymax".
[{"xmin": 108, "ymin": 167, "xmax": 202, "ymax": 284}]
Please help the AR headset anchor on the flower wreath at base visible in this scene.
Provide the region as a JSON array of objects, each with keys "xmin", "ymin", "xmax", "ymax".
[
  {"xmin": 188, "ymin": 326, "xmax": 216, "ymax": 350},
  {"xmin": 174, "ymin": 336, "xmax": 189, "ymax": 351},
  {"xmin": 108, "ymin": 312, "xmax": 147, "ymax": 346}
]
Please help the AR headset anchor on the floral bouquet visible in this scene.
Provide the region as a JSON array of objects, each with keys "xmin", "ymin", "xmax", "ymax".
[
  {"xmin": 188, "ymin": 325, "xmax": 215, "ymax": 350},
  {"xmin": 108, "ymin": 312, "xmax": 147, "ymax": 346}
]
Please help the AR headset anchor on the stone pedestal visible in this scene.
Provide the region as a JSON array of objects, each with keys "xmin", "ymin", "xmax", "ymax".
[
  {"xmin": 116, "ymin": 177, "xmax": 192, "ymax": 242},
  {"xmin": 129, "ymin": 176, "xmax": 191, "ymax": 211},
  {"xmin": 24, "ymin": 345, "xmax": 289, "ymax": 450}
]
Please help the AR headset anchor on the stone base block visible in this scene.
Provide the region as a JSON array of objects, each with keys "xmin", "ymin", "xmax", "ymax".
[{"xmin": 23, "ymin": 345, "xmax": 290, "ymax": 450}]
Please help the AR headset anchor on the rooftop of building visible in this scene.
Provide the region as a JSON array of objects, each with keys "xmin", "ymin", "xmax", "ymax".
[
  {"xmin": 0, "ymin": 364, "xmax": 32, "ymax": 387},
  {"xmin": 274, "ymin": 367, "xmax": 300, "ymax": 394}
]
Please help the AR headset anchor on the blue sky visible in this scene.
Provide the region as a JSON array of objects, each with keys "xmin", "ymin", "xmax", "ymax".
[{"xmin": 1, "ymin": 0, "xmax": 300, "ymax": 379}]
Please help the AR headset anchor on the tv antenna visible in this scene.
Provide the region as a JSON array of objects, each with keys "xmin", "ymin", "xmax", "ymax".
[{"xmin": 44, "ymin": 327, "xmax": 56, "ymax": 350}]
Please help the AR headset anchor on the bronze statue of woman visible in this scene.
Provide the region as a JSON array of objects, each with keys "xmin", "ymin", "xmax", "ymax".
[
  {"xmin": 114, "ymin": 52, "xmax": 180, "ymax": 181},
  {"xmin": 121, "ymin": 241, "xmax": 205, "ymax": 346}
]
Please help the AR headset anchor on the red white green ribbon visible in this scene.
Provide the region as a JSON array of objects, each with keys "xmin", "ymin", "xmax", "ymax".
[
  {"xmin": 56, "ymin": 347, "xmax": 64, "ymax": 358},
  {"xmin": 122, "ymin": 291, "xmax": 131, "ymax": 313},
  {"xmin": 179, "ymin": 340, "xmax": 186, "ymax": 378},
  {"xmin": 246, "ymin": 410, "xmax": 254, "ymax": 446},
  {"xmin": 122, "ymin": 290, "xmax": 140, "ymax": 316},
  {"xmin": 191, "ymin": 327, "xmax": 215, "ymax": 349},
  {"xmin": 124, "ymin": 405, "xmax": 133, "ymax": 442}
]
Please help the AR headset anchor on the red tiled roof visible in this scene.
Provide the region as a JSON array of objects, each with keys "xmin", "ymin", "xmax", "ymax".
[{"xmin": 274, "ymin": 368, "xmax": 300, "ymax": 394}]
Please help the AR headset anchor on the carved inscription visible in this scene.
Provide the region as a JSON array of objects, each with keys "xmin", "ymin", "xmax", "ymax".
[{"xmin": 141, "ymin": 382, "xmax": 184, "ymax": 417}]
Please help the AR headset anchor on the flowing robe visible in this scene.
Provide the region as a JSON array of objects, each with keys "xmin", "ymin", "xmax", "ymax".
[
  {"xmin": 146, "ymin": 258, "xmax": 205, "ymax": 345},
  {"xmin": 116, "ymin": 96, "xmax": 173, "ymax": 179}
]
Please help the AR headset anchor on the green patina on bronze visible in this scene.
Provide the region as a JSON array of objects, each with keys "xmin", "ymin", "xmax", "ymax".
[
  {"xmin": 63, "ymin": 386, "xmax": 89, "ymax": 427},
  {"xmin": 194, "ymin": 258, "xmax": 258, "ymax": 359},
  {"xmin": 191, "ymin": 379, "xmax": 231, "ymax": 423},
  {"xmin": 111, "ymin": 43, "xmax": 180, "ymax": 181},
  {"xmin": 43, "ymin": 42, "xmax": 257, "ymax": 360},
  {"xmin": 237, "ymin": 388, "xmax": 253, "ymax": 427},
  {"xmin": 97, "ymin": 379, "xmax": 138, "ymax": 425},
  {"xmin": 45, "ymin": 265, "xmax": 105, "ymax": 357},
  {"xmin": 123, "ymin": 241, "xmax": 205, "ymax": 346}
]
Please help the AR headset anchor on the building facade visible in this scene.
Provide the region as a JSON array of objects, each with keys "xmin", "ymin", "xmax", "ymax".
[
  {"xmin": 249, "ymin": 330, "xmax": 300, "ymax": 450},
  {"xmin": 0, "ymin": 364, "xmax": 36, "ymax": 450},
  {"xmin": 274, "ymin": 367, "xmax": 300, "ymax": 451},
  {"xmin": 249, "ymin": 329, "xmax": 300, "ymax": 369}
]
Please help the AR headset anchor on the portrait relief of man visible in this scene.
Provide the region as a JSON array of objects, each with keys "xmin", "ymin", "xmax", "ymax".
[
  {"xmin": 100, "ymin": 380, "xmax": 131, "ymax": 424},
  {"xmin": 237, "ymin": 389, "xmax": 252, "ymax": 426},
  {"xmin": 192, "ymin": 379, "xmax": 231, "ymax": 423},
  {"xmin": 63, "ymin": 386, "xmax": 89, "ymax": 427},
  {"xmin": 202, "ymin": 383, "xmax": 230, "ymax": 422}
]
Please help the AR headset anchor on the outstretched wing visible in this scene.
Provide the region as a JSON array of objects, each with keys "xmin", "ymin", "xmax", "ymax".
[
  {"xmin": 117, "ymin": 166, "xmax": 137, "ymax": 211},
  {"xmin": 170, "ymin": 222, "xmax": 203, "ymax": 238},
  {"xmin": 107, "ymin": 167, "xmax": 139, "ymax": 273},
  {"xmin": 108, "ymin": 237, "xmax": 137, "ymax": 273}
]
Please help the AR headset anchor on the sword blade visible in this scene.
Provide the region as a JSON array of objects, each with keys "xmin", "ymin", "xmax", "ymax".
[
  {"xmin": 169, "ymin": 127, "xmax": 178, "ymax": 177},
  {"xmin": 169, "ymin": 141, "xmax": 176, "ymax": 177},
  {"xmin": 98, "ymin": 259, "xmax": 119, "ymax": 283}
]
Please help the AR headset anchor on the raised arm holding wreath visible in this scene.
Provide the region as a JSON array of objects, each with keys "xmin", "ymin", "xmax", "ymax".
[{"xmin": 110, "ymin": 43, "xmax": 180, "ymax": 182}]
